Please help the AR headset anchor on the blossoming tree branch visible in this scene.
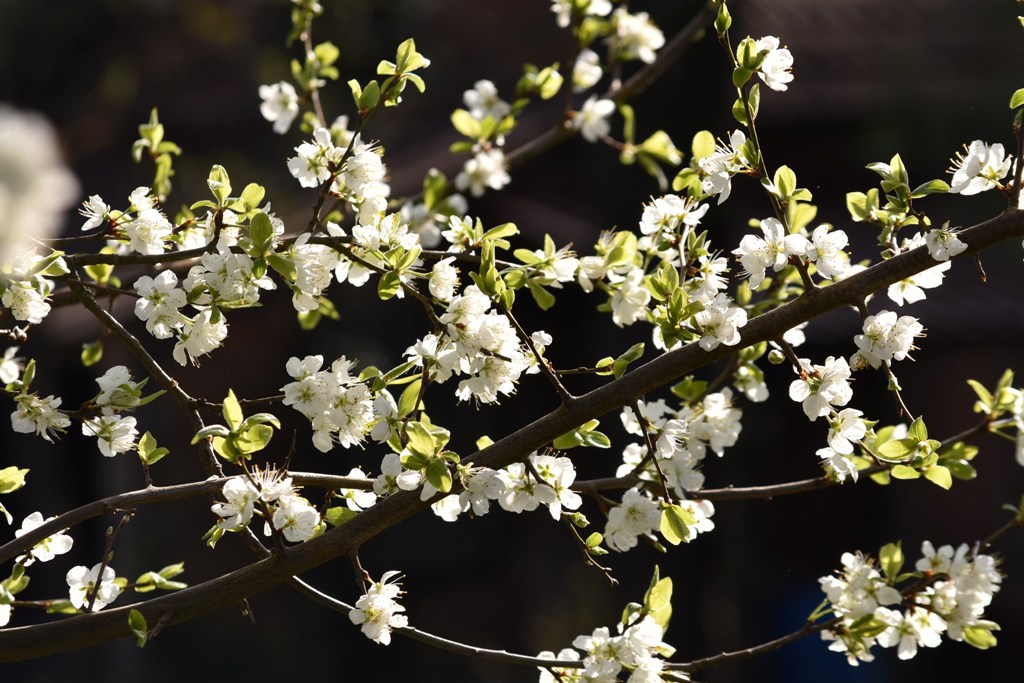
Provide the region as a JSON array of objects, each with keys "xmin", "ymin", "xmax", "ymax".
[{"xmin": 1, "ymin": 0, "xmax": 1024, "ymax": 679}]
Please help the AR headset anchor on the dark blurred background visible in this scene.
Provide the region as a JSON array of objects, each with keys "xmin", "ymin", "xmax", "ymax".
[{"xmin": 2, "ymin": 0, "xmax": 1024, "ymax": 681}]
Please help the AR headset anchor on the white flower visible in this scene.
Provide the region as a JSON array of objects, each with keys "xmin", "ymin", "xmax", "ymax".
[
  {"xmin": 0, "ymin": 347, "xmax": 23, "ymax": 384},
  {"xmin": 134, "ymin": 270, "xmax": 188, "ymax": 339},
  {"xmin": 574, "ymin": 96, "xmax": 615, "ymax": 143},
  {"xmin": 455, "ymin": 148, "xmax": 510, "ymax": 197},
  {"xmin": 605, "ymin": 489, "xmax": 660, "ymax": 552},
  {"xmin": 638, "ymin": 194, "xmax": 708, "ymax": 237},
  {"xmin": 550, "ymin": 0, "xmax": 612, "ymax": 29},
  {"xmin": 82, "ymin": 414, "xmax": 138, "ymax": 457},
  {"xmin": 288, "ymin": 127, "xmax": 342, "ymax": 188},
  {"xmin": 349, "ymin": 570, "xmax": 408, "ymax": 645},
  {"xmin": 887, "ymin": 234, "xmax": 950, "ymax": 305},
  {"xmin": 338, "ymin": 468, "xmax": 378, "ymax": 511},
  {"xmin": 270, "ymin": 495, "xmax": 321, "ymax": 542},
  {"xmin": 789, "ymin": 356, "xmax": 853, "ymax": 421},
  {"xmin": 123, "ymin": 207, "xmax": 172, "ymax": 255},
  {"xmin": 924, "ymin": 225, "xmax": 968, "ymax": 262},
  {"xmin": 79, "ymin": 195, "xmax": 108, "ymax": 231},
  {"xmin": 428, "ymin": 257, "xmax": 459, "ymax": 301},
  {"xmin": 11, "ymin": 393, "xmax": 70, "ymax": 442},
  {"xmin": 14, "ymin": 512, "xmax": 73, "ymax": 564},
  {"xmin": 259, "ymin": 81, "xmax": 300, "ymax": 134},
  {"xmin": 0, "ymin": 105, "xmax": 79, "ymax": 261},
  {"xmin": 732, "ymin": 217, "xmax": 798, "ymax": 288},
  {"xmin": 754, "ymin": 36, "xmax": 794, "ymax": 91},
  {"xmin": 803, "ymin": 224, "xmax": 849, "ymax": 280},
  {"xmin": 693, "ymin": 294, "xmax": 747, "ymax": 351},
  {"xmin": 850, "ymin": 311, "xmax": 923, "ymax": 369},
  {"xmin": 609, "ymin": 9, "xmax": 665, "ymax": 64},
  {"xmin": 94, "ymin": 365, "xmax": 143, "ymax": 412},
  {"xmin": 211, "ymin": 477, "xmax": 258, "ymax": 530},
  {"xmin": 817, "ymin": 446, "xmax": 858, "ymax": 483},
  {"xmin": 610, "ymin": 268, "xmax": 651, "ymax": 327},
  {"xmin": 66, "ymin": 563, "xmax": 121, "ymax": 612},
  {"xmin": 462, "ymin": 80, "xmax": 510, "ymax": 121},
  {"xmin": 827, "ymin": 408, "xmax": 866, "ymax": 455},
  {"xmin": 875, "ymin": 606, "xmax": 946, "ymax": 660},
  {"xmin": 173, "ymin": 309, "xmax": 229, "ymax": 366},
  {"xmin": 948, "ymin": 140, "xmax": 1012, "ymax": 195},
  {"xmin": 698, "ymin": 130, "xmax": 752, "ymax": 204},
  {"xmin": 572, "ymin": 48, "xmax": 603, "ymax": 91}
]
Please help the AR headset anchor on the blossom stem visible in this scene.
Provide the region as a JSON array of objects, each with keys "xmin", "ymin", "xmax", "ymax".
[
  {"xmin": 498, "ymin": 302, "xmax": 573, "ymax": 403},
  {"xmin": 631, "ymin": 400, "xmax": 675, "ymax": 504},
  {"xmin": 85, "ymin": 512, "xmax": 133, "ymax": 613}
]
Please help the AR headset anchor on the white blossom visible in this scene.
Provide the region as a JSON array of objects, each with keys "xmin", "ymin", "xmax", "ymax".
[
  {"xmin": 14, "ymin": 512, "xmax": 73, "ymax": 565},
  {"xmin": 67, "ymin": 563, "xmax": 121, "ymax": 612},
  {"xmin": 754, "ymin": 36, "xmax": 794, "ymax": 91},
  {"xmin": 455, "ymin": 148, "xmax": 510, "ymax": 197},
  {"xmin": 82, "ymin": 414, "xmax": 138, "ymax": 457},
  {"xmin": 574, "ymin": 96, "xmax": 615, "ymax": 143},
  {"xmin": 259, "ymin": 81, "xmax": 300, "ymax": 134},
  {"xmin": 349, "ymin": 571, "xmax": 408, "ymax": 645},
  {"xmin": 948, "ymin": 140, "xmax": 1012, "ymax": 195},
  {"xmin": 609, "ymin": 9, "xmax": 665, "ymax": 64}
]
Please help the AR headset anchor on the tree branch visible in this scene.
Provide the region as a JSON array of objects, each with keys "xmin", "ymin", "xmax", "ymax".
[{"xmin": 2, "ymin": 210, "xmax": 1021, "ymax": 661}]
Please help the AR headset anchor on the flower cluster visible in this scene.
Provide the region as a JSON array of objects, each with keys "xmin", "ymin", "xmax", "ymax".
[
  {"xmin": 850, "ymin": 311, "xmax": 924, "ymax": 371},
  {"xmin": 405, "ymin": 284, "xmax": 544, "ymax": 404},
  {"xmin": 281, "ymin": 355, "xmax": 376, "ymax": 452},
  {"xmin": 1, "ymin": 247, "xmax": 67, "ymax": 325},
  {"xmin": 538, "ymin": 614, "xmax": 673, "ymax": 683},
  {"xmin": 210, "ymin": 470, "xmax": 322, "ymax": 543},
  {"xmin": 820, "ymin": 542, "xmax": 1002, "ymax": 666},
  {"xmin": 349, "ymin": 570, "xmax": 408, "ymax": 645}
]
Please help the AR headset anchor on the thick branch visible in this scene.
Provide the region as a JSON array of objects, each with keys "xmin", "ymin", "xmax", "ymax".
[{"xmin": 2, "ymin": 210, "xmax": 1021, "ymax": 661}]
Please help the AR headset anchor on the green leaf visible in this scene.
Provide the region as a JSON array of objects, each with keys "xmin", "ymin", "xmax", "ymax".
[
  {"xmin": 1011, "ymin": 87, "xmax": 1024, "ymax": 110},
  {"xmin": 405, "ymin": 421, "xmax": 436, "ymax": 461},
  {"xmin": 967, "ymin": 379, "xmax": 994, "ymax": 413},
  {"xmin": 876, "ymin": 438, "xmax": 916, "ymax": 460},
  {"xmin": 325, "ymin": 506, "xmax": 359, "ymax": 527},
  {"xmin": 963, "ymin": 623, "xmax": 999, "ymax": 649},
  {"xmin": 451, "ymin": 109, "xmax": 482, "ymax": 139},
  {"xmin": 397, "ymin": 379, "xmax": 422, "ymax": 418},
  {"xmin": 527, "ymin": 281, "xmax": 556, "ymax": 310},
  {"xmin": 643, "ymin": 569, "xmax": 673, "ymax": 631},
  {"xmin": 222, "ymin": 390, "xmax": 243, "ymax": 430},
  {"xmin": 207, "ymin": 165, "xmax": 231, "ymax": 205},
  {"xmin": 774, "ymin": 165, "xmax": 797, "ymax": 199},
  {"xmin": 890, "ymin": 464, "xmax": 920, "ymax": 480},
  {"xmin": 878, "ymin": 541, "xmax": 904, "ymax": 582},
  {"xmin": 249, "ymin": 213, "xmax": 274, "ymax": 255},
  {"xmin": 907, "ymin": 416, "xmax": 928, "ymax": 442},
  {"xmin": 377, "ymin": 271, "xmax": 402, "ymax": 300},
  {"xmin": 923, "ymin": 465, "xmax": 952, "ymax": 490},
  {"xmin": 691, "ymin": 130, "xmax": 715, "ymax": 160},
  {"xmin": 138, "ymin": 431, "xmax": 170, "ymax": 466},
  {"xmin": 910, "ymin": 179, "xmax": 950, "ymax": 198},
  {"xmin": 731, "ymin": 95, "xmax": 749, "ymax": 126},
  {"xmin": 0, "ymin": 466, "xmax": 28, "ymax": 495},
  {"xmin": 425, "ymin": 458, "xmax": 452, "ymax": 494},
  {"xmin": 80, "ymin": 340, "xmax": 103, "ymax": 368},
  {"xmin": 128, "ymin": 609, "xmax": 148, "ymax": 648},
  {"xmin": 732, "ymin": 66, "xmax": 753, "ymax": 88},
  {"xmin": 660, "ymin": 504, "xmax": 695, "ymax": 545},
  {"xmin": 240, "ymin": 183, "xmax": 266, "ymax": 210}
]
